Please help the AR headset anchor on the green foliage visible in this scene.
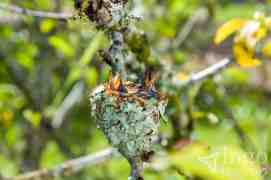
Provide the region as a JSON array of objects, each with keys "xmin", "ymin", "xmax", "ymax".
[
  {"xmin": 1, "ymin": 0, "xmax": 271, "ymax": 180},
  {"xmin": 40, "ymin": 141, "xmax": 67, "ymax": 169}
]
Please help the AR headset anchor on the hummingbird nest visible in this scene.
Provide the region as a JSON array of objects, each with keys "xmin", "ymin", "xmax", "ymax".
[
  {"xmin": 90, "ymin": 73, "xmax": 167, "ymax": 162},
  {"xmin": 75, "ymin": 0, "xmax": 129, "ymax": 28}
]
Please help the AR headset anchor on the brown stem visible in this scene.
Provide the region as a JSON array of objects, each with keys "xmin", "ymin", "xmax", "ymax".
[{"xmin": 128, "ymin": 158, "xmax": 144, "ymax": 180}]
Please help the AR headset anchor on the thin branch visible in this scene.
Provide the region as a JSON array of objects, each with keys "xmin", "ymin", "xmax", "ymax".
[
  {"xmin": 172, "ymin": 7, "xmax": 209, "ymax": 49},
  {"xmin": 176, "ymin": 57, "xmax": 234, "ymax": 88},
  {"xmin": 222, "ymin": 100, "xmax": 257, "ymax": 153},
  {"xmin": 3, "ymin": 59, "xmax": 39, "ymax": 110},
  {"xmin": 0, "ymin": 3, "xmax": 73, "ymax": 20},
  {"xmin": 0, "ymin": 15, "xmax": 21, "ymax": 24},
  {"xmin": 128, "ymin": 158, "xmax": 144, "ymax": 180},
  {"xmin": 52, "ymin": 81, "xmax": 85, "ymax": 129},
  {"xmin": 11, "ymin": 148, "xmax": 114, "ymax": 180}
]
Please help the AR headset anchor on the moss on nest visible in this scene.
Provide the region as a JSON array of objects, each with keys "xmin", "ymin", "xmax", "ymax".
[{"xmin": 90, "ymin": 74, "xmax": 167, "ymax": 161}]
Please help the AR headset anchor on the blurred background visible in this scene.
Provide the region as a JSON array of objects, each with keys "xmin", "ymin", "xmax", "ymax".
[{"xmin": 1, "ymin": 0, "xmax": 271, "ymax": 179}]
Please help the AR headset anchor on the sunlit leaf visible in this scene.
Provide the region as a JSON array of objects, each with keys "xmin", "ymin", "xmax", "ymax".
[
  {"xmin": 0, "ymin": 155, "xmax": 18, "ymax": 176},
  {"xmin": 5, "ymin": 125, "xmax": 23, "ymax": 147},
  {"xmin": 65, "ymin": 66, "xmax": 82, "ymax": 88},
  {"xmin": 79, "ymin": 31, "xmax": 105, "ymax": 66},
  {"xmin": 49, "ymin": 36, "xmax": 75, "ymax": 57},
  {"xmin": 40, "ymin": 141, "xmax": 66, "ymax": 168},
  {"xmin": 214, "ymin": 19, "xmax": 246, "ymax": 44},
  {"xmin": 84, "ymin": 67, "xmax": 98, "ymax": 87},
  {"xmin": 233, "ymin": 43, "xmax": 261, "ymax": 68},
  {"xmin": 16, "ymin": 53, "xmax": 34, "ymax": 70},
  {"xmin": 222, "ymin": 67, "xmax": 249, "ymax": 85},
  {"xmin": 23, "ymin": 110, "xmax": 41, "ymax": 128},
  {"xmin": 0, "ymin": 84, "xmax": 25, "ymax": 109},
  {"xmin": 0, "ymin": 26, "xmax": 14, "ymax": 39},
  {"xmin": 15, "ymin": 43, "xmax": 38, "ymax": 70},
  {"xmin": 40, "ymin": 19, "xmax": 56, "ymax": 33}
]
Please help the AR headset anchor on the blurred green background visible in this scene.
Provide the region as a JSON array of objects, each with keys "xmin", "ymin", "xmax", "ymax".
[{"xmin": 1, "ymin": 0, "xmax": 271, "ymax": 179}]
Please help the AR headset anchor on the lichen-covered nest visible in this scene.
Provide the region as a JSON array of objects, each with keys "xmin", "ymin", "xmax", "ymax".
[{"xmin": 90, "ymin": 73, "xmax": 167, "ymax": 161}]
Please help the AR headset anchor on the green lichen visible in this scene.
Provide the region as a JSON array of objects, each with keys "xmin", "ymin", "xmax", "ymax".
[{"xmin": 90, "ymin": 85, "xmax": 166, "ymax": 161}]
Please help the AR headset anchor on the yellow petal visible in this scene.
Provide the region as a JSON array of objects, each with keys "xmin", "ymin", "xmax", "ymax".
[
  {"xmin": 262, "ymin": 41, "xmax": 271, "ymax": 58},
  {"xmin": 175, "ymin": 72, "xmax": 189, "ymax": 81},
  {"xmin": 214, "ymin": 19, "xmax": 247, "ymax": 45},
  {"xmin": 255, "ymin": 27, "xmax": 267, "ymax": 40},
  {"xmin": 233, "ymin": 43, "xmax": 261, "ymax": 68}
]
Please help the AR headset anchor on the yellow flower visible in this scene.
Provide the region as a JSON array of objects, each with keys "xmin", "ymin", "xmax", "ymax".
[
  {"xmin": 214, "ymin": 19, "xmax": 247, "ymax": 45},
  {"xmin": 233, "ymin": 43, "xmax": 261, "ymax": 68}
]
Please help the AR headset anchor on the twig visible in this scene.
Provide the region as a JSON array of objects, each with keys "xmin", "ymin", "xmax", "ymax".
[
  {"xmin": 176, "ymin": 55, "xmax": 256, "ymax": 152},
  {"xmin": 128, "ymin": 158, "xmax": 144, "ymax": 180},
  {"xmin": 176, "ymin": 57, "xmax": 234, "ymax": 88},
  {"xmin": 172, "ymin": 8, "xmax": 209, "ymax": 49},
  {"xmin": 11, "ymin": 148, "xmax": 114, "ymax": 180},
  {"xmin": 0, "ymin": 15, "xmax": 21, "ymax": 24},
  {"xmin": 3, "ymin": 59, "xmax": 39, "ymax": 110},
  {"xmin": 52, "ymin": 81, "xmax": 85, "ymax": 129},
  {"xmin": 0, "ymin": 3, "xmax": 73, "ymax": 20},
  {"xmin": 222, "ymin": 100, "xmax": 257, "ymax": 153}
]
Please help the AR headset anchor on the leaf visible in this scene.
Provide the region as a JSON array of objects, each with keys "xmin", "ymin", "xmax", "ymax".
[
  {"xmin": 40, "ymin": 141, "xmax": 66, "ymax": 168},
  {"xmin": 262, "ymin": 41, "xmax": 271, "ymax": 58},
  {"xmin": 23, "ymin": 110, "xmax": 41, "ymax": 128},
  {"xmin": 214, "ymin": 19, "xmax": 246, "ymax": 44},
  {"xmin": 16, "ymin": 52, "xmax": 34, "ymax": 70},
  {"xmin": 15, "ymin": 43, "xmax": 38, "ymax": 71},
  {"xmin": 79, "ymin": 31, "xmax": 105, "ymax": 66},
  {"xmin": 49, "ymin": 36, "xmax": 75, "ymax": 57},
  {"xmin": 65, "ymin": 66, "xmax": 82, "ymax": 88},
  {"xmin": 233, "ymin": 43, "xmax": 261, "ymax": 68},
  {"xmin": 170, "ymin": 143, "xmax": 263, "ymax": 180},
  {"xmin": 40, "ymin": 19, "xmax": 56, "ymax": 33},
  {"xmin": 0, "ymin": 155, "xmax": 18, "ymax": 176},
  {"xmin": 84, "ymin": 67, "xmax": 98, "ymax": 87}
]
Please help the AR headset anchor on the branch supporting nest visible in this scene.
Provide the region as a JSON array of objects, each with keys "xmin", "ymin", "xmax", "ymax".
[
  {"xmin": 0, "ymin": 3, "xmax": 73, "ymax": 20},
  {"xmin": 128, "ymin": 158, "xmax": 144, "ymax": 180}
]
